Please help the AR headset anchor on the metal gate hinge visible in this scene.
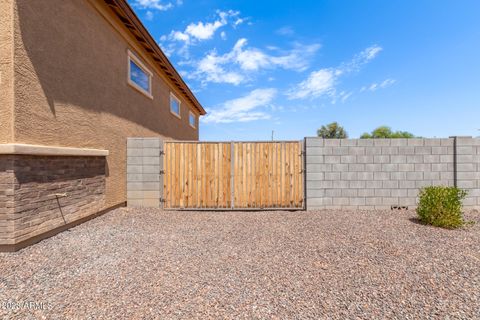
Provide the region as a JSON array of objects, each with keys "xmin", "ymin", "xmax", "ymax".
[
  {"xmin": 159, "ymin": 150, "xmax": 165, "ymax": 155},
  {"xmin": 159, "ymin": 198, "xmax": 166, "ymax": 203},
  {"xmin": 160, "ymin": 170, "xmax": 165, "ymax": 175}
]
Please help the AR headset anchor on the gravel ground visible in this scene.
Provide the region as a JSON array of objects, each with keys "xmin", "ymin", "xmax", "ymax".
[{"xmin": 1, "ymin": 208, "xmax": 479, "ymax": 319}]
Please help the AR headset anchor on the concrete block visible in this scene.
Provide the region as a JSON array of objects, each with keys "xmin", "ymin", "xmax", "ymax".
[
  {"xmin": 382, "ymin": 163, "xmax": 398, "ymax": 172},
  {"xmin": 407, "ymin": 139, "xmax": 424, "ymax": 146},
  {"xmin": 307, "ymin": 189, "xmax": 325, "ymax": 198},
  {"xmin": 333, "ymin": 180, "xmax": 349, "ymax": 189},
  {"xmin": 127, "ymin": 165, "xmax": 143, "ymax": 174},
  {"xmin": 349, "ymin": 164, "xmax": 365, "ymax": 172},
  {"xmin": 307, "ymin": 180, "xmax": 332, "ymax": 189},
  {"xmin": 143, "ymin": 148, "xmax": 160, "ymax": 157},
  {"xmin": 143, "ymin": 139, "xmax": 161, "ymax": 148},
  {"xmin": 127, "ymin": 148, "xmax": 143, "ymax": 157},
  {"xmin": 332, "ymin": 163, "xmax": 348, "ymax": 172},
  {"xmin": 414, "ymin": 146, "xmax": 432, "ymax": 155},
  {"xmin": 407, "ymin": 172, "xmax": 423, "ymax": 180},
  {"xmin": 127, "ymin": 199, "xmax": 143, "ymax": 207},
  {"xmin": 399, "ymin": 180, "xmax": 415, "ymax": 188},
  {"xmin": 391, "ymin": 189, "xmax": 407, "ymax": 197},
  {"xmin": 366, "ymin": 197, "xmax": 383, "ymax": 205},
  {"xmin": 375, "ymin": 189, "xmax": 391, "ymax": 197},
  {"xmin": 457, "ymin": 155, "xmax": 473, "ymax": 163},
  {"xmin": 440, "ymin": 155, "xmax": 452, "ymax": 163},
  {"xmin": 408, "ymin": 189, "xmax": 419, "ymax": 197},
  {"xmin": 415, "ymin": 180, "xmax": 432, "ymax": 188},
  {"xmin": 365, "ymin": 164, "xmax": 382, "ymax": 171},
  {"xmin": 306, "ymin": 155, "xmax": 324, "ymax": 164},
  {"xmin": 348, "ymin": 147, "xmax": 365, "ymax": 156},
  {"xmin": 398, "ymin": 163, "xmax": 414, "ymax": 172},
  {"xmin": 340, "ymin": 155, "xmax": 357, "ymax": 163},
  {"xmin": 398, "ymin": 146, "xmax": 415, "ymax": 155},
  {"xmin": 462, "ymin": 197, "xmax": 476, "ymax": 206},
  {"xmin": 373, "ymin": 139, "xmax": 391, "ymax": 146},
  {"xmin": 307, "ymin": 198, "xmax": 326, "ymax": 207},
  {"xmin": 350, "ymin": 197, "xmax": 366, "ymax": 206},
  {"xmin": 456, "ymin": 137, "xmax": 475, "ymax": 146},
  {"xmin": 365, "ymin": 147, "xmax": 382, "ymax": 155},
  {"xmin": 306, "ymin": 172, "xmax": 325, "ymax": 181},
  {"xmin": 383, "ymin": 180, "xmax": 399, "ymax": 189},
  {"xmin": 381, "ymin": 147, "xmax": 398, "ymax": 155},
  {"xmin": 305, "ymin": 138, "xmax": 324, "ymax": 147},
  {"xmin": 414, "ymin": 163, "xmax": 431, "ymax": 172},
  {"xmin": 324, "ymin": 156, "xmax": 341, "ymax": 164},
  {"xmin": 390, "ymin": 155, "xmax": 407, "ymax": 164},
  {"xmin": 357, "ymin": 155, "xmax": 374, "ymax": 163},
  {"xmin": 358, "ymin": 189, "xmax": 375, "ymax": 197},
  {"xmin": 332, "ymin": 197, "xmax": 349, "ymax": 205},
  {"xmin": 324, "ymin": 172, "xmax": 340, "ymax": 180},
  {"xmin": 307, "ymin": 164, "xmax": 332, "ymax": 173},
  {"xmin": 144, "ymin": 165, "xmax": 161, "ymax": 174},
  {"xmin": 324, "ymin": 139, "xmax": 341, "ymax": 147},
  {"xmin": 342, "ymin": 189, "xmax": 358, "ymax": 197},
  {"xmin": 143, "ymin": 182, "xmax": 161, "ymax": 191},
  {"xmin": 402, "ymin": 197, "xmax": 417, "ymax": 206},
  {"xmin": 127, "ymin": 157, "xmax": 143, "ymax": 165},
  {"xmin": 127, "ymin": 174, "xmax": 143, "ymax": 182},
  {"xmin": 127, "ymin": 182, "xmax": 143, "ymax": 191},
  {"xmin": 307, "ymin": 147, "xmax": 331, "ymax": 156},
  {"xmin": 143, "ymin": 198, "xmax": 160, "ymax": 207},
  {"xmin": 358, "ymin": 205, "xmax": 376, "ymax": 210},
  {"xmin": 432, "ymin": 147, "xmax": 448, "ymax": 155},
  {"xmin": 349, "ymin": 181, "xmax": 366, "ymax": 189},
  {"xmin": 440, "ymin": 171, "xmax": 453, "ymax": 181},
  {"xmin": 127, "ymin": 139, "xmax": 144, "ymax": 148},
  {"xmin": 390, "ymin": 139, "xmax": 408, "ymax": 146},
  {"xmin": 374, "ymin": 172, "xmax": 390, "ymax": 180},
  {"xmin": 441, "ymin": 139, "xmax": 454, "ymax": 146},
  {"xmin": 357, "ymin": 139, "xmax": 374, "ymax": 146},
  {"xmin": 423, "ymin": 155, "xmax": 440, "ymax": 163},
  {"xmin": 374, "ymin": 155, "xmax": 390, "ymax": 163},
  {"xmin": 390, "ymin": 172, "xmax": 406, "ymax": 180},
  {"xmin": 143, "ymin": 157, "xmax": 160, "ymax": 165},
  {"xmin": 326, "ymin": 189, "xmax": 342, "ymax": 197},
  {"xmin": 341, "ymin": 172, "xmax": 357, "ymax": 180},
  {"xmin": 127, "ymin": 191, "xmax": 144, "ymax": 199},
  {"xmin": 432, "ymin": 163, "xmax": 448, "ymax": 172},
  {"xmin": 357, "ymin": 172, "xmax": 374, "ymax": 180},
  {"xmin": 424, "ymin": 172, "xmax": 440, "ymax": 180},
  {"xmin": 366, "ymin": 180, "xmax": 383, "ymax": 189},
  {"xmin": 382, "ymin": 197, "xmax": 399, "ymax": 205},
  {"xmin": 457, "ymin": 180, "xmax": 476, "ymax": 189},
  {"xmin": 406, "ymin": 155, "xmax": 424, "ymax": 164},
  {"xmin": 144, "ymin": 190, "xmax": 161, "ymax": 198},
  {"xmin": 340, "ymin": 139, "xmax": 358, "ymax": 146},
  {"xmin": 424, "ymin": 139, "xmax": 442, "ymax": 146},
  {"xmin": 142, "ymin": 173, "xmax": 160, "ymax": 182}
]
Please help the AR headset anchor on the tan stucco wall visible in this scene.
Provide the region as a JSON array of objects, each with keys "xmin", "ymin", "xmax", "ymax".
[
  {"xmin": 11, "ymin": 0, "xmax": 200, "ymax": 208},
  {"xmin": 0, "ymin": 0, "xmax": 14, "ymax": 143}
]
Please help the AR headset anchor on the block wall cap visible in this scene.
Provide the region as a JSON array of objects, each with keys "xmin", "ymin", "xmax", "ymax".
[{"xmin": 0, "ymin": 144, "xmax": 109, "ymax": 156}]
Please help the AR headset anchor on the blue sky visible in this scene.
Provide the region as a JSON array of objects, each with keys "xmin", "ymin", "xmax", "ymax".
[{"xmin": 128, "ymin": 0, "xmax": 480, "ymax": 140}]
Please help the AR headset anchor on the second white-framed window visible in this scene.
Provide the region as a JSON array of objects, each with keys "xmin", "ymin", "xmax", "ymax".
[
  {"xmin": 127, "ymin": 50, "xmax": 153, "ymax": 99},
  {"xmin": 189, "ymin": 111, "xmax": 196, "ymax": 128},
  {"xmin": 170, "ymin": 93, "xmax": 181, "ymax": 118}
]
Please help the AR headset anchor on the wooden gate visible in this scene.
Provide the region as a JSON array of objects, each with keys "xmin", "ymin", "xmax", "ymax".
[{"xmin": 163, "ymin": 141, "xmax": 304, "ymax": 210}]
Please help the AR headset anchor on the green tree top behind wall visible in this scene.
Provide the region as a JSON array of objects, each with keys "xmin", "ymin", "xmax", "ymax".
[
  {"xmin": 360, "ymin": 126, "xmax": 416, "ymax": 139},
  {"xmin": 317, "ymin": 122, "xmax": 348, "ymax": 139}
]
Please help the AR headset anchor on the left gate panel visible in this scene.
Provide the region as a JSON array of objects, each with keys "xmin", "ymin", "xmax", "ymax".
[{"xmin": 126, "ymin": 138, "xmax": 164, "ymax": 207}]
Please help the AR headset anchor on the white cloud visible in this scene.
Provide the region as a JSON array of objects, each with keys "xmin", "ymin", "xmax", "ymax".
[
  {"xmin": 188, "ymin": 39, "xmax": 320, "ymax": 85},
  {"xmin": 202, "ymin": 89, "xmax": 277, "ymax": 123},
  {"xmin": 288, "ymin": 45, "xmax": 383, "ymax": 100},
  {"xmin": 145, "ymin": 11, "xmax": 154, "ymax": 21},
  {"xmin": 276, "ymin": 26, "xmax": 294, "ymax": 36},
  {"xmin": 132, "ymin": 0, "xmax": 174, "ymax": 11},
  {"xmin": 363, "ymin": 78, "xmax": 396, "ymax": 92}
]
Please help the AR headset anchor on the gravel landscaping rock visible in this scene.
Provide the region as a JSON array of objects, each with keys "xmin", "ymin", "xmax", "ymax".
[{"xmin": 1, "ymin": 208, "xmax": 479, "ymax": 319}]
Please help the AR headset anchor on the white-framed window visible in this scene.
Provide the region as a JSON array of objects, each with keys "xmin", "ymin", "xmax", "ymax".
[
  {"xmin": 189, "ymin": 111, "xmax": 196, "ymax": 128},
  {"xmin": 170, "ymin": 93, "xmax": 181, "ymax": 118},
  {"xmin": 127, "ymin": 50, "xmax": 153, "ymax": 99}
]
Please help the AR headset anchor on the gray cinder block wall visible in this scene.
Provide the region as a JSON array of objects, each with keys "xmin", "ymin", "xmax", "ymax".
[
  {"xmin": 305, "ymin": 137, "xmax": 480, "ymax": 210},
  {"xmin": 126, "ymin": 138, "xmax": 163, "ymax": 207}
]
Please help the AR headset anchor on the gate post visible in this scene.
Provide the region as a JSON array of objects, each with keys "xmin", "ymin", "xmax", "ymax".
[{"xmin": 230, "ymin": 141, "xmax": 235, "ymax": 209}]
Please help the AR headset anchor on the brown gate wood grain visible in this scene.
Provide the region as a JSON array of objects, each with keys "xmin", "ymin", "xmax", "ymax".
[{"xmin": 164, "ymin": 141, "xmax": 304, "ymax": 210}]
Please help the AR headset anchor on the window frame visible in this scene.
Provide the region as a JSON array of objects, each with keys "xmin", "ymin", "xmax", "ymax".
[
  {"xmin": 127, "ymin": 50, "xmax": 153, "ymax": 99},
  {"xmin": 170, "ymin": 93, "xmax": 181, "ymax": 119},
  {"xmin": 189, "ymin": 111, "xmax": 197, "ymax": 129}
]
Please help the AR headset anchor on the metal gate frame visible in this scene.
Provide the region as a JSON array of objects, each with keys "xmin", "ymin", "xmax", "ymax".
[{"xmin": 162, "ymin": 140, "xmax": 306, "ymax": 211}]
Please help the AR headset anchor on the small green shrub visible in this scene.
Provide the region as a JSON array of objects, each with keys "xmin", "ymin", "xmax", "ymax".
[{"xmin": 416, "ymin": 186, "xmax": 467, "ymax": 229}]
